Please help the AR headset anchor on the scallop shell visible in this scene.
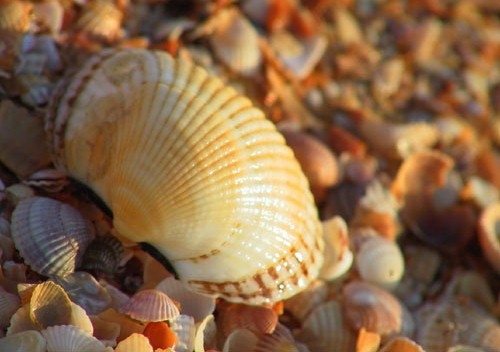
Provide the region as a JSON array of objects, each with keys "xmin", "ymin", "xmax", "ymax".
[
  {"xmin": 477, "ymin": 202, "xmax": 500, "ymax": 274},
  {"xmin": 45, "ymin": 48, "xmax": 323, "ymax": 304},
  {"xmin": 342, "ymin": 281, "xmax": 415, "ymax": 341},
  {"xmin": 10, "ymin": 196, "xmax": 95, "ymax": 277},
  {"xmin": 41, "ymin": 325, "xmax": 111, "ymax": 352},
  {"xmin": 119, "ymin": 289, "xmax": 180, "ymax": 322},
  {"xmin": 0, "ymin": 287, "xmax": 21, "ymax": 329},
  {"xmin": 0, "ymin": 330, "xmax": 46, "ymax": 352},
  {"xmin": 80, "ymin": 235, "xmax": 124, "ymax": 275},
  {"xmin": 114, "ymin": 333, "xmax": 153, "ymax": 352},
  {"xmin": 155, "ymin": 276, "xmax": 216, "ymax": 322},
  {"xmin": 222, "ymin": 328, "xmax": 259, "ymax": 352},
  {"xmin": 284, "ymin": 280, "xmax": 328, "ymax": 321},
  {"xmin": 217, "ymin": 302, "xmax": 278, "ymax": 339}
]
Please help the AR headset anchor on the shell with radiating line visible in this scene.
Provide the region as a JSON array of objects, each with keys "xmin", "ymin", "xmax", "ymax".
[{"xmin": 44, "ymin": 48, "xmax": 324, "ymax": 305}]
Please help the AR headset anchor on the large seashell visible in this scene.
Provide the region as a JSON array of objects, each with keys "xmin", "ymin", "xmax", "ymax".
[
  {"xmin": 477, "ymin": 202, "xmax": 500, "ymax": 274},
  {"xmin": 45, "ymin": 48, "xmax": 323, "ymax": 305},
  {"xmin": 10, "ymin": 196, "xmax": 95, "ymax": 277},
  {"xmin": 119, "ymin": 289, "xmax": 180, "ymax": 322},
  {"xmin": 41, "ymin": 325, "xmax": 112, "ymax": 352}
]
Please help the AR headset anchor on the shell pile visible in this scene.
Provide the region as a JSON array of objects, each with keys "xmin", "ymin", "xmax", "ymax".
[{"xmin": 0, "ymin": 0, "xmax": 499, "ymax": 351}]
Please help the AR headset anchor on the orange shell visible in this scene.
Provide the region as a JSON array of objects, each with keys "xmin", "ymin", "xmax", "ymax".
[{"xmin": 143, "ymin": 321, "xmax": 177, "ymax": 349}]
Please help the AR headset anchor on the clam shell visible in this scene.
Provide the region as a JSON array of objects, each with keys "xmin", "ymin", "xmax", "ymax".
[
  {"xmin": 45, "ymin": 48, "xmax": 323, "ymax": 304},
  {"xmin": 119, "ymin": 289, "xmax": 180, "ymax": 322},
  {"xmin": 217, "ymin": 302, "xmax": 278, "ymax": 339},
  {"xmin": 10, "ymin": 196, "xmax": 95, "ymax": 277},
  {"xmin": 0, "ymin": 330, "xmax": 46, "ymax": 352},
  {"xmin": 477, "ymin": 202, "xmax": 500, "ymax": 274},
  {"xmin": 41, "ymin": 325, "xmax": 111, "ymax": 352}
]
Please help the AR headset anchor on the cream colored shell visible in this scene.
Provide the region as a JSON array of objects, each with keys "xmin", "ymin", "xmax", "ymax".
[{"xmin": 45, "ymin": 48, "xmax": 323, "ymax": 305}]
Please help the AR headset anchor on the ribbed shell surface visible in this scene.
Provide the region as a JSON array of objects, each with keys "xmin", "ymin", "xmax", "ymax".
[
  {"xmin": 10, "ymin": 197, "xmax": 94, "ymax": 277},
  {"xmin": 45, "ymin": 48, "xmax": 323, "ymax": 305}
]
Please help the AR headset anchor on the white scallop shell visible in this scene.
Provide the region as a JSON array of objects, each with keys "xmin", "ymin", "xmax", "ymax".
[
  {"xmin": 45, "ymin": 48, "xmax": 323, "ymax": 304},
  {"xmin": 41, "ymin": 325, "xmax": 112, "ymax": 352},
  {"xmin": 10, "ymin": 196, "xmax": 95, "ymax": 277}
]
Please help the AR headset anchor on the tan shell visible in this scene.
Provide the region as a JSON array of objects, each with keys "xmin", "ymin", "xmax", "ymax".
[
  {"xmin": 207, "ymin": 7, "xmax": 262, "ymax": 76},
  {"xmin": 379, "ymin": 337, "xmax": 426, "ymax": 352},
  {"xmin": 284, "ymin": 280, "xmax": 328, "ymax": 321},
  {"xmin": 10, "ymin": 196, "xmax": 95, "ymax": 277},
  {"xmin": 41, "ymin": 325, "xmax": 111, "ymax": 352},
  {"xmin": 0, "ymin": 0, "xmax": 33, "ymax": 33},
  {"xmin": 119, "ymin": 289, "xmax": 180, "ymax": 322},
  {"xmin": 45, "ymin": 48, "xmax": 323, "ymax": 304},
  {"xmin": 477, "ymin": 202, "xmax": 500, "ymax": 274},
  {"xmin": 29, "ymin": 281, "xmax": 73, "ymax": 329},
  {"xmin": 114, "ymin": 333, "xmax": 153, "ymax": 352},
  {"xmin": 318, "ymin": 216, "xmax": 353, "ymax": 281},
  {"xmin": 73, "ymin": 0, "xmax": 123, "ymax": 43},
  {"xmin": 217, "ymin": 302, "xmax": 278, "ymax": 339}
]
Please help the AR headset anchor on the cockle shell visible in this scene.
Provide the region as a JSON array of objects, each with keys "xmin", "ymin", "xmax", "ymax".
[
  {"xmin": 119, "ymin": 289, "xmax": 180, "ymax": 322},
  {"xmin": 10, "ymin": 196, "xmax": 95, "ymax": 277},
  {"xmin": 0, "ymin": 330, "xmax": 46, "ymax": 352},
  {"xmin": 45, "ymin": 48, "xmax": 323, "ymax": 305},
  {"xmin": 80, "ymin": 235, "xmax": 124, "ymax": 275}
]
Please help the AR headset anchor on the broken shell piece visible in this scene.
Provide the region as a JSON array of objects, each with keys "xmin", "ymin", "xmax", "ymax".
[
  {"xmin": 41, "ymin": 325, "xmax": 112, "ymax": 352},
  {"xmin": 73, "ymin": 0, "xmax": 124, "ymax": 43},
  {"xmin": 29, "ymin": 281, "xmax": 72, "ymax": 329},
  {"xmin": 155, "ymin": 277, "xmax": 216, "ymax": 322},
  {"xmin": 342, "ymin": 281, "xmax": 415, "ymax": 341},
  {"xmin": 268, "ymin": 30, "xmax": 327, "ymax": 79},
  {"xmin": 11, "ymin": 196, "xmax": 95, "ymax": 277},
  {"xmin": 478, "ymin": 202, "xmax": 500, "ymax": 275},
  {"xmin": 318, "ymin": 216, "xmax": 353, "ymax": 281},
  {"xmin": 119, "ymin": 289, "xmax": 180, "ymax": 323},
  {"xmin": 0, "ymin": 330, "xmax": 46, "ymax": 352},
  {"xmin": 22, "ymin": 168, "xmax": 69, "ymax": 193},
  {"xmin": 52, "ymin": 271, "xmax": 112, "ymax": 315},
  {"xmin": 169, "ymin": 315, "xmax": 195, "ymax": 352}
]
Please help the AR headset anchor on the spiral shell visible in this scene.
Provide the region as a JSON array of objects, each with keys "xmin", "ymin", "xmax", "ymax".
[
  {"xmin": 10, "ymin": 196, "xmax": 95, "ymax": 277},
  {"xmin": 45, "ymin": 48, "xmax": 323, "ymax": 305}
]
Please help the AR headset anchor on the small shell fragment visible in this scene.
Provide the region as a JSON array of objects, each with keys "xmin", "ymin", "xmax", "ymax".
[{"xmin": 477, "ymin": 202, "xmax": 500, "ymax": 274}]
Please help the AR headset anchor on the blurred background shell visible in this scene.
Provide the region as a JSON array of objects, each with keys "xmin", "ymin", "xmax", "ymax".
[
  {"xmin": 45, "ymin": 48, "xmax": 323, "ymax": 305},
  {"xmin": 477, "ymin": 202, "xmax": 500, "ymax": 274},
  {"xmin": 10, "ymin": 196, "xmax": 95, "ymax": 277},
  {"xmin": 80, "ymin": 234, "xmax": 124, "ymax": 275},
  {"xmin": 41, "ymin": 324, "xmax": 112, "ymax": 352}
]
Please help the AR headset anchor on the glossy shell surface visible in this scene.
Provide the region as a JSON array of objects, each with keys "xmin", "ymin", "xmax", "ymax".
[{"xmin": 45, "ymin": 48, "xmax": 323, "ymax": 305}]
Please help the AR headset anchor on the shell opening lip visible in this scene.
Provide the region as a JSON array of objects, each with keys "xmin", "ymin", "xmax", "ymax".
[{"xmin": 140, "ymin": 242, "xmax": 180, "ymax": 280}]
